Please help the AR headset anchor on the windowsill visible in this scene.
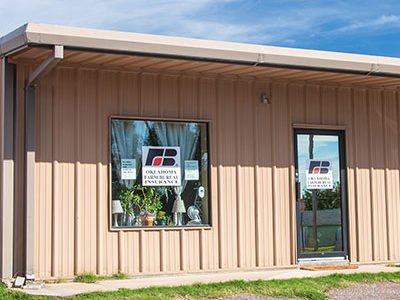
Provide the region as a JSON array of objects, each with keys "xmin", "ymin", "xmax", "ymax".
[{"xmin": 110, "ymin": 224, "xmax": 212, "ymax": 231}]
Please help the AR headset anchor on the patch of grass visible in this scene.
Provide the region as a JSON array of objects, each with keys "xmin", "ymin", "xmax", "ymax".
[
  {"xmin": 0, "ymin": 281, "xmax": 50, "ymax": 299},
  {"xmin": 74, "ymin": 273, "xmax": 99, "ymax": 283},
  {"xmin": 43, "ymin": 278, "xmax": 67, "ymax": 284},
  {"xmin": 69, "ymin": 271, "xmax": 400, "ymax": 300},
  {"xmin": 1, "ymin": 271, "xmax": 399, "ymax": 299},
  {"xmin": 74, "ymin": 271, "xmax": 129, "ymax": 283},
  {"xmin": 303, "ymin": 246, "xmax": 335, "ymax": 253},
  {"xmin": 386, "ymin": 264, "xmax": 400, "ymax": 268},
  {"xmin": 111, "ymin": 271, "xmax": 129, "ymax": 280}
]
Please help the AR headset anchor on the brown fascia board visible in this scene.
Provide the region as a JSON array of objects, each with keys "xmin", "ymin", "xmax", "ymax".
[{"xmin": 2, "ymin": 23, "xmax": 400, "ymax": 77}]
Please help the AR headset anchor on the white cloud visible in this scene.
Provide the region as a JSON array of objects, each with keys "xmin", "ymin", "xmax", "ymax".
[
  {"xmin": 1, "ymin": 0, "xmax": 400, "ymax": 49},
  {"xmin": 337, "ymin": 14, "xmax": 400, "ymax": 32}
]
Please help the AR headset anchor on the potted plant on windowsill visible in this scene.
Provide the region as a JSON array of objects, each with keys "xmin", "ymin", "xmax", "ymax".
[
  {"xmin": 156, "ymin": 211, "xmax": 167, "ymax": 225},
  {"xmin": 116, "ymin": 185, "xmax": 135, "ymax": 226},
  {"xmin": 131, "ymin": 185, "xmax": 168, "ymax": 226}
]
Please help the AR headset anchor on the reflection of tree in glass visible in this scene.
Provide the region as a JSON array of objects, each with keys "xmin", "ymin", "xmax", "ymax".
[
  {"xmin": 303, "ymin": 182, "xmax": 341, "ymax": 210},
  {"xmin": 144, "ymin": 121, "xmax": 158, "ymax": 146}
]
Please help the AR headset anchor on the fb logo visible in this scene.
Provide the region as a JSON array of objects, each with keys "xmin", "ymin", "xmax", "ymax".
[
  {"xmin": 144, "ymin": 148, "xmax": 178, "ymax": 167},
  {"xmin": 308, "ymin": 160, "xmax": 330, "ymax": 174}
]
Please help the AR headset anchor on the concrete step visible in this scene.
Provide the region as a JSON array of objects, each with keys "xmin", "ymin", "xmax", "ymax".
[{"xmin": 298, "ymin": 257, "xmax": 350, "ymax": 267}]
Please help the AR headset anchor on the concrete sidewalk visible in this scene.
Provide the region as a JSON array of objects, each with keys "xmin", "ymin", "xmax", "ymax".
[{"xmin": 18, "ymin": 264, "xmax": 400, "ymax": 298}]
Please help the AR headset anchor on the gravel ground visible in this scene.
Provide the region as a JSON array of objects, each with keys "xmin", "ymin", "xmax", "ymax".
[
  {"xmin": 208, "ymin": 282, "xmax": 400, "ymax": 299},
  {"xmin": 326, "ymin": 282, "xmax": 400, "ymax": 300},
  {"xmin": 207, "ymin": 296, "xmax": 302, "ymax": 300}
]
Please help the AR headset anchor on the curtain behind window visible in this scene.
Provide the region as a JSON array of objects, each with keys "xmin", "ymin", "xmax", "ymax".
[
  {"xmin": 111, "ymin": 120, "xmax": 144, "ymax": 188},
  {"xmin": 153, "ymin": 122, "xmax": 199, "ymax": 191}
]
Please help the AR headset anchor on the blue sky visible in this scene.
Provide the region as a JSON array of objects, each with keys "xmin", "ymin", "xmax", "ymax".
[{"xmin": 1, "ymin": 0, "xmax": 400, "ymax": 57}]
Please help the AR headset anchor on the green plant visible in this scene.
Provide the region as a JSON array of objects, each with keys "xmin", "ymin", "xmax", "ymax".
[
  {"xmin": 74, "ymin": 272, "xmax": 129, "ymax": 284},
  {"xmin": 131, "ymin": 185, "xmax": 170, "ymax": 215},
  {"xmin": 156, "ymin": 211, "xmax": 167, "ymax": 225},
  {"xmin": 74, "ymin": 272, "xmax": 98, "ymax": 283},
  {"xmin": 117, "ymin": 185, "xmax": 135, "ymax": 215},
  {"xmin": 66, "ymin": 271, "xmax": 400, "ymax": 299},
  {"xmin": 167, "ymin": 215, "xmax": 174, "ymax": 226},
  {"xmin": 111, "ymin": 271, "xmax": 129, "ymax": 280}
]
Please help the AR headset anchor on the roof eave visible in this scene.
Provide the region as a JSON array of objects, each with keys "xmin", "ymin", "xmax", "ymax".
[
  {"xmin": 0, "ymin": 24, "xmax": 29, "ymax": 56},
  {"xmin": 2, "ymin": 23, "xmax": 400, "ymax": 78}
]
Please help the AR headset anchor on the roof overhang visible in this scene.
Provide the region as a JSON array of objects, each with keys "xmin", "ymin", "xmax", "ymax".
[{"xmin": 2, "ymin": 23, "xmax": 400, "ymax": 79}]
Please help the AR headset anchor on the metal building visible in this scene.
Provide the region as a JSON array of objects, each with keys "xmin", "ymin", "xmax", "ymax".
[{"xmin": 1, "ymin": 23, "xmax": 400, "ymax": 279}]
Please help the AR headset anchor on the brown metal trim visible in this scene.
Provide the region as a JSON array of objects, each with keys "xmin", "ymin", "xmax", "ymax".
[
  {"xmin": 109, "ymin": 114, "xmax": 211, "ymax": 123},
  {"xmin": 25, "ymin": 86, "xmax": 35, "ymax": 276},
  {"xmin": 292, "ymin": 123, "xmax": 347, "ymax": 130},
  {"xmin": 1, "ymin": 60, "xmax": 15, "ymax": 279}
]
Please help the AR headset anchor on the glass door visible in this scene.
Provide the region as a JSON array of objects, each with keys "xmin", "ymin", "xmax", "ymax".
[{"xmin": 294, "ymin": 129, "xmax": 348, "ymax": 259}]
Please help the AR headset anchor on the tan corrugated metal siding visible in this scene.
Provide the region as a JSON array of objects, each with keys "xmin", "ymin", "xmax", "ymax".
[
  {"xmin": 11, "ymin": 61, "xmax": 400, "ymax": 278},
  {"xmin": 0, "ymin": 57, "xmax": 3, "ymax": 276}
]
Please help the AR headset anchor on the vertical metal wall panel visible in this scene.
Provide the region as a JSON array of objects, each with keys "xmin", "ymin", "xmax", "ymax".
[
  {"xmin": 217, "ymin": 78, "xmax": 238, "ymax": 269},
  {"xmin": 74, "ymin": 69, "xmax": 82, "ymax": 275},
  {"xmin": 367, "ymin": 89, "xmax": 388, "ymax": 262},
  {"xmin": 353, "ymin": 88, "xmax": 373, "ymax": 262},
  {"xmin": 305, "ymin": 85, "xmax": 321, "ymax": 123},
  {"xmin": 271, "ymin": 82, "xmax": 292, "ymax": 266},
  {"xmin": 235, "ymin": 79, "xmax": 256, "ymax": 268},
  {"xmin": 289, "ymin": 84, "xmax": 306, "ymax": 124},
  {"xmin": 144, "ymin": 231, "xmax": 161, "ymax": 273},
  {"xmin": 180, "ymin": 76, "xmax": 198, "ymax": 119},
  {"xmin": 97, "ymin": 70, "xmax": 119, "ymax": 276},
  {"xmin": 124, "ymin": 231, "xmax": 140, "ymax": 274},
  {"xmin": 0, "ymin": 58, "xmax": 3, "ymax": 277},
  {"xmin": 253, "ymin": 80, "xmax": 274, "ymax": 267},
  {"xmin": 14, "ymin": 64, "xmax": 31, "ymax": 275},
  {"xmin": 117, "ymin": 71, "xmax": 140, "ymax": 274},
  {"xmin": 185, "ymin": 230, "xmax": 200, "ymax": 271},
  {"xmin": 160, "ymin": 75, "xmax": 179, "ymax": 118},
  {"xmin": 10, "ymin": 59, "xmax": 398, "ymax": 279},
  {"xmin": 1, "ymin": 59, "xmax": 17, "ymax": 278},
  {"xmin": 198, "ymin": 77, "xmax": 219, "ymax": 271},
  {"xmin": 119, "ymin": 72, "xmax": 140, "ymax": 115},
  {"xmin": 140, "ymin": 73, "xmax": 159, "ymax": 116},
  {"xmin": 320, "ymin": 86, "xmax": 337, "ymax": 124},
  {"xmin": 55, "ymin": 68, "xmax": 76, "ymax": 276},
  {"xmin": 383, "ymin": 90, "xmax": 400, "ymax": 261},
  {"xmin": 35, "ymin": 78, "xmax": 53, "ymax": 278},
  {"xmin": 76, "ymin": 69, "xmax": 98, "ymax": 273},
  {"xmin": 337, "ymin": 87, "xmax": 358, "ymax": 262},
  {"xmin": 164, "ymin": 230, "xmax": 180, "ymax": 272}
]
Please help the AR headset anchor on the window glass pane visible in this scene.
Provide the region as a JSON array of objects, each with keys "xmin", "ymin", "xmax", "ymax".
[{"xmin": 111, "ymin": 119, "xmax": 210, "ymax": 228}]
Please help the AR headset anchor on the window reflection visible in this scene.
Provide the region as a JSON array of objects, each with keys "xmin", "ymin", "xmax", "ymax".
[{"xmin": 111, "ymin": 119, "xmax": 210, "ymax": 228}]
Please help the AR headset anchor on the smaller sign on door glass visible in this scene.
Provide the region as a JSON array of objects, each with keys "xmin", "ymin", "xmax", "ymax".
[{"xmin": 306, "ymin": 159, "xmax": 333, "ymax": 190}]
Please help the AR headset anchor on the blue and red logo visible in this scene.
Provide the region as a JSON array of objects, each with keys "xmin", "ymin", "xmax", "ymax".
[
  {"xmin": 308, "ymin": 160, "xmax": 330, "ymax": 174},
  {"xmin": 142, "ymin": 146, "xmax": 180, "ymax": 167},
  {"xmin": 144, "ymin": 148, "xmax": 178, "ymax": 167}
]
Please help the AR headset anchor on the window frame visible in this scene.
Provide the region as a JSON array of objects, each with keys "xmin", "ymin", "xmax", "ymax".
[{"xmin": 108, "ymin": 115, "xmax": 212, "ymax": 231}]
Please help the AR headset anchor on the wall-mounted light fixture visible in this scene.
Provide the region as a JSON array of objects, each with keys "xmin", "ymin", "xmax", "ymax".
[{"xmin": 261, "ymin": 93, "xmax": 271, "ymax": 104}]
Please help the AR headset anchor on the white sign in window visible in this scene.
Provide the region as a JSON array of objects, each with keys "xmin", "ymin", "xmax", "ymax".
[
  {"xmin": 142, "ymin": 146, "xmax": 181, "ymax": 186},
  {"xmin": 184, "ymin": 160, "xmax": 199, "ymax": 181},
  {"xmin": 121, "ymin": 159, "xmax": 136, "ymax": 180},
  {"xmin": 306, "ymin": 159, "xmax": 333, "ymax": 189}
]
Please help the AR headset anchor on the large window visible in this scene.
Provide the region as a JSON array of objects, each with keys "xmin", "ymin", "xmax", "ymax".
[{"xmin": 110, "ymin": 118, "xmax": 210, "ymax": 228}]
